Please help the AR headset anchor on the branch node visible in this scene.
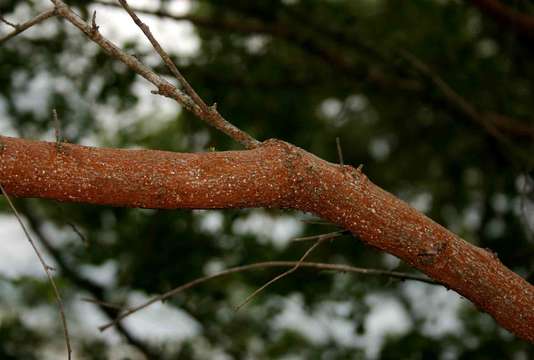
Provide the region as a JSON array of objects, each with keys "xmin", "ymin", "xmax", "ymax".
[{"xmin": 90, "ymin": 10, "xmax": 99, "ymax": 34}]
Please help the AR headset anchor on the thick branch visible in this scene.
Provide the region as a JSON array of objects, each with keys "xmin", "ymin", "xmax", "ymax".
[
  {"xmin": 1, "ymin": 135, "xmax": 533, "ymax": 342},
  {"xmin": 0, "ymin": 136, "xmax": 293, "ymax": 209}
]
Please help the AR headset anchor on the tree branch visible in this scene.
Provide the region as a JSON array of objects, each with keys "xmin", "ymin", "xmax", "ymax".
[
  {"xmin": 99, "ymin": 260, "xmax": 440, "ymax": 332},
  {"xmin": 235, "ymin": 236, "xmax": 326, "ymax": 311},
  {"xmin": 0, "ymin": 184, "xmax": 72, "ymax": 360},
  {"xmin": 1, "ymin": 135, "xmax": 533, "ymax": 342},
  {"xmin": 50, "ymin": 0, "xmax": 259, "ymax": 149},
  {"xmin": 0, "ymin": 8, "xmax": 56, "ymax": 44},
  {"xmin": 93, "ymin": 0, "xmax": 534, "ymax": 144},
  {"xmin": 16, "ymin": 201, "xmax": 163, "ymax": 359}
]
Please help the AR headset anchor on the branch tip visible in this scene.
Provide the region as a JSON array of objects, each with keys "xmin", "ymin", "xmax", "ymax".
[{"xmin": 90, "ymin": 10, "xmax": 99, "ymax": 33}]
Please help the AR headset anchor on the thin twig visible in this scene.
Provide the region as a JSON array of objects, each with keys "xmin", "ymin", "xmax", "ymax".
[
  {"xmin": 292, "ymin": 230, "xmax": 348, "ymax": 242},
  {"xmin": 336, "ymin": 137, "xmax": 344, "ymax": 166},
  {"xmin": 52, "ymin": 108, "xmax": 62, "ymax": 152},
  {"xmin": 235, "ymin": 238, "xmax": 326, "ymax": 311},
  {"xmin": 117, "ymin": 0, "xmax": 204, "ymax": 110},
  {"xmin": 0, "ymin": 184, "xmax": 72, "ymax": 359},
  {"xmin": 49, "ymin": 0, "xmax": 258, "ymax": 148},
  {"xmin": 53, "ymin": 202, "xmax": 89, "ymax": 246},
  {"xmin": 81, "ymin": 297, "xmax": 127, "ymax": 311},
  {"xmin": 0, "ymin": 15, "xmax": 18, "ymax": 28},
  {"xmin": 0, "ymin": 8, "xmax": 56, "ymax": 44},
  {"xmin": 116, "ymin": 0, "xmax": 260, "ymax": 149},
  {"xmin": 99, "ymin": 260, "xmax": 439, "ymax": 332},
  {"xmin": 18, "ymin": 202, "xmax": 159, "ymax": 359}
]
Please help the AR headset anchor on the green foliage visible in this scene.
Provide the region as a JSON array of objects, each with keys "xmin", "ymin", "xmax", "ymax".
[{"xmin": 0, "ymin": 0, "xmax": 532, "ymax": 358}]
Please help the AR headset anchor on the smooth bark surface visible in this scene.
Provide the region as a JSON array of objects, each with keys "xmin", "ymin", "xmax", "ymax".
[{"xmin": 1, "ymin": 135, "xmax": 533, "ymax": 342}]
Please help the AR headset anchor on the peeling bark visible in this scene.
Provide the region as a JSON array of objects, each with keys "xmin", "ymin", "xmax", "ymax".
[{"xmin": 1, "ymin": 135, "xmax": 533, "ymax": 342}]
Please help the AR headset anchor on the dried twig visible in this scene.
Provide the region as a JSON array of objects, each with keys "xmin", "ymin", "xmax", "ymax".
[
  {"xmin": 95, "ymin": 0, "xmax": 534, "ymax": 144},
  {"xmin": 99, "ymin": 260, "xmax": 439, "ymax": 331},
  {"xmin": 117, "ymin": 0, "xmax": 260, "ymax": 149},
  {"xmin": 0, "ymin": 184, "xmax": 72, "ymax": 359},
  {"xmin": 0, "ymin": 8, "xmax": 56, "ymax": 44},
  {"xmin": 0, "ymin": 15, "xmax": 18, "ymax": 28},
  {"xmin": 50, "ymin": 0, "xmax": 259, "ymax": 148},
  {"xmin": 81, "ymin": 297, "xmax": 127, "ymax": 311},
  {"xmin": 117, "ymin": 0, "xmax": 204, "ymax": 111},
  {"xmin": 292, "ymin": 230, "xmax": 348, "ymax": 242},
  {"xmin": 52, "ymin": 108, "xmax": 63, "ymax": 151},
  {"xmin": 18, "ymin": 202, "xmax": 159, "ymax": 358},
  {"xmin": 235, "ymin": 238, "xmax": 326, "ymax": 311},
  {"xmin": 336, "ymin": 137, "xmax": 344, "ymax": 166}
]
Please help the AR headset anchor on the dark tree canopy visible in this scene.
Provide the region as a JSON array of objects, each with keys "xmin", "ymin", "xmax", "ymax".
[{"xmin": 0, "ymin": 0, "xmax": 533, "ymax": 358}]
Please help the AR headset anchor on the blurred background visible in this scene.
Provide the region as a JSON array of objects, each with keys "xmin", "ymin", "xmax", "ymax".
[{"xmin": 1, "ymin": 0, "xmax": 533, "ymax": 358}]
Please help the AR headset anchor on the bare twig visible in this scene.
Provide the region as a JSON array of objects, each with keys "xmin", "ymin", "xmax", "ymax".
[
  {"xmin": 0, "ymin": 15, "xmax": 18, "ymax": 28},
  {"xmin": 0, "ymin": 184, "xmax": 72, "ymax": 359},
  {"xmin": 52, "ymin": 108, "xmax": 62, "ymax": 152},
  {"xmin": 235, "ymin": 238, "xmax": 326, "ymax": 311},
  {"xmin": 117, "ymin": 0, "xmax": 204, "ymax": 110},
  {"xmin": 94, "ymin": 0, "xmax": 534, "ymax": 143},
  {"xmin": 519, "ymin": 173, "xmax": 534, "ymax": 242},
  {"xmin": 292, "ymin": 230, "xmax": 348, "ymax": 242},
  {"xmin": 117, "ymin": 0, "xmax": 260, "ymax": 149},
  {"xmin": 336, "ymin": 137, "xmax": 344, "ymax": 166},
  {"xmin": 18, "ymin": 202, "xmax": 160, "ymax": 359},
  {"xmin": 99, "ymin": 260, "xmax": 439, "ymax": 331},
  {"xmin": 66, "ymin": 219, "xmax": 88, "ymax": 246},
  {"xmin": 81, "ymin": 297, "xmax": 127, "ymax": 311},
  {"xmin": 0, "ymin": 8, "xmax": 56, "ymax": 44},
  {"xmin": 50, "ymin": 0, "xmax": 258, "ymax": 148}
]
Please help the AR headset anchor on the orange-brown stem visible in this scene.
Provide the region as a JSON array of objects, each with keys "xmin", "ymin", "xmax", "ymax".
[{"xmin": 1, "ymin": 135, "xmax": 532, "ymax": 342}]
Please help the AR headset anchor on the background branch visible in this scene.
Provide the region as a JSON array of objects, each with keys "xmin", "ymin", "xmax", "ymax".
[
  {"xmin": 17, "ymin": 201, "xmax": 162, "ymax": 359},
  {"xmin": 93, "ymin": 0, "xmax": 534, "ymax": 146},
  {"xmin": 0, "ymin": 185, "xmax": 72, "ymax": 360},
  {"xmin": 468, "ymin": 0, "xmax": 534, "ymax": 40}
]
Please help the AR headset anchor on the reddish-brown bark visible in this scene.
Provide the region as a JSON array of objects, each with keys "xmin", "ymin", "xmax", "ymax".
[{"xmin": 1, "ymin": 135, "xmax": 533, "ymax": 342}]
